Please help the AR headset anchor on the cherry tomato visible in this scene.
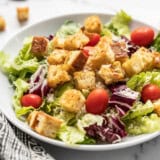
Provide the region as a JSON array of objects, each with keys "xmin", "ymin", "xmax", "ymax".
[
  {"xmin": 131, "ymin": 26, "xmax": 154, "ymax": 46},
  {"xmin": 86, "ymin": 89, "xmax": 109, "ymax": 114},
  {"xmin": 82, "ymin": 46, "xmax": 93, "ymax": 58},
  {"xmin": 87, "ymin": 33, "xmax": 100, "ymax": 46},
  {"xmin": 141, "ymin": 84, "xmax": 160, "ymax": 102},
  {"xmin": 21, "ymin": 94, "xmax": 42, "ymax": 108}
]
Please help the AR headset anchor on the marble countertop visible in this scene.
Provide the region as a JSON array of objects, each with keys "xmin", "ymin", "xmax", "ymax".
[{"xmin": 1, "ymin": 0, "xmax": 160, "ymax": 160}]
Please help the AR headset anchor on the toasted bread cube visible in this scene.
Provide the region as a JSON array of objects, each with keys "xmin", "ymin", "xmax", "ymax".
[
  {"xmin": 153, "ymin": 100, "xmax": 160, "ymax": 116},
  {"xmin": 111, "ymin": 41, "xmax": 129, "ymax": 63},
  {"xmin": 0, "ymin": 16, "xmax": 6, "ymax": 31},
  {"xmin": 31, "ymin": 36, "xmax": 49, "ymax": 57},
  {"xmin": 84, "ymin": 16, "xmax": 102, "ymax": 33},
  {"xmin": 59, "ymin": 89, "xmax": 85, "ymax": 113},
  {"xmin": 74, "ymin": 71, "xmax": 96, "ymax": 90},
  {"xmin": 47, "ymin": 49, "xmax": 68, "ymax": 65},
  {"xmin": 153, "ymin": 52, "xmax": 160, "ymax": 68},
  {"xmin": 98, "ymin": 61, "xmax": 125, "ymax": 85},
  {"xmin": 122, "ymin": 47, "xmax": 154, "ymax": 77},
  {"xmin": 17, "ymin": 7, "xmax": 29, "ymax": 22},
  {"xmin": 64, "ymin": 30, "xmax": 89, "ymax": 50},
  {"xmin": 65, "ymin": 50, "xmax": 87, "ymax": 71},
  {"xmin": 52, "ymin": 36, "xmax": 65, "ymax": 49},
  {"xmin": 28, "ymin": 111, "xmax": 62, "ymax": 138},
  {"xmin": 47, "ymin": 65, "xmax": 71, "ymax": 88}
]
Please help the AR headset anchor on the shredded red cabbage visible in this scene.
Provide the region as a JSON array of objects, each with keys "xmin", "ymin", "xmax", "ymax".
[
  {"xmin": 121, "ymin": 36, "xmax": 139, "ymax": 56},
  {"xmin": 47, "ymin": 35, "xmax": 54, "ymax": 41},
  {"xmin": 109, "ymin": 84, "xmax": 139, "ymax": 117},
  {"xmin": 84, "ymin": 114, "xmax": 127, "ymax": 143},
  {"xmin": 29, "ymin": 65, "xmax": 50, "ymax": 97}
]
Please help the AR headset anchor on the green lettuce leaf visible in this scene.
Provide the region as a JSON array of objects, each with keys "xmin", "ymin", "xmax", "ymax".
[
  {"xmin": 57, "ymin": 124, "xmax": 85, "ymax": 144},
  {"xmin": 12, "ymin": 79, "xmax": 29, "ymax": 111},
  {"xmin": 16, "ymin": 106, "xmax": 34, "ymax": 119},
  {"xmin": 123, "ymin": 100, "xmax": 154, "ymax": 120},
  {"xmin": 126, "ymin": 113, "xmax": 160, "ymax": 135},
  {"xmin": 0, "ymin": 37, "xmax": 39, "ymax": 81},
  {"xmin": 56, "ymin": 20, "xmax": 81, "ymax": 38},
  {"xmin": 127, "ymin": 71, "xmax": 160, "ymax": 91},
  {"xmin": 105, "ymin": 10, "xmax": 132, "ymax": 37},
  {"xmin": 151, "ymin": 32, "xmax": 160, "ymax": 52}
]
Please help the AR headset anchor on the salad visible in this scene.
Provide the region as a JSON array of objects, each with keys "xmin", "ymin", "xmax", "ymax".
[{"xmin": 1, "ymin": 10, "xmax": 160, "ymax": 145}]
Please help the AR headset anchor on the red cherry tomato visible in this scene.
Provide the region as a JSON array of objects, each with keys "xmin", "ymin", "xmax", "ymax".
[
  {"xmin": 82, "ymin": 46, "xmax": 93, "ymax": 58},
  {"xmin": 86, "ymin": 89, "xmax": 109, "ymax": 114},
  {"xmin": 131, "ymin": 26, "xmax": 154, "ymax": 46},
  {"xmin": 141, "ymin": 84, "xmax": 160, "ymax": 102},
  {"xmin": 87, "ymin": 33, "xmax": 100, "ymax": 46},
  {"xmin": 21, "ymin": 94, "xmax": 42, "ymax": 108}
]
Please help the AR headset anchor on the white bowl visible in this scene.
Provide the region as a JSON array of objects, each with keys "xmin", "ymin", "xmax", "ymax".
[{"xmin": 0, "ymin": 13, "xmax": 159, "ymax": 151}]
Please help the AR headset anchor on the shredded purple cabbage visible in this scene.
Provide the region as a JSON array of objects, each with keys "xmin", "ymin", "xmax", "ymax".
[
  {"xmin": 109, "ymin": 84, "xmax": 139, "ymax": 117},
  {"xmin": 29, "ymin": 65, "xmax": 50, "ymax": 97},
  {"xmin": 47, "ymin": 34, "xmax": 54, "ymax": 41},
  {"xmin": 84, "ymin": 114, "xmax": 127, "ymax": 143},
  {"xmin": 121, "ymin": 36, "xmax": 139, "ymax": 56}
]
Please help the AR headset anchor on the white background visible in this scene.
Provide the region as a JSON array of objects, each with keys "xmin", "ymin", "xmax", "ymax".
[{"xmin": 1, "ymin": 0, "xmax": 160, "ymax": 160}]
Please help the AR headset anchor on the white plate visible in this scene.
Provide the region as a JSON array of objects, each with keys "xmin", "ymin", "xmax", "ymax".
[{"xmin": 0, "ymin": 13, "xmax": 160, "ymax": 151}]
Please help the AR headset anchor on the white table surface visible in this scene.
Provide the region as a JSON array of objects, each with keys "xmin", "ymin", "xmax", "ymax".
[{"xmin": 1, "ymin": 0, "xmax": 160, "ymax": 160}]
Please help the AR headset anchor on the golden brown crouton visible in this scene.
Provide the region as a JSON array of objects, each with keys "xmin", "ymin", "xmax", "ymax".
[
  {"xmin": 84, "ymin": 36, "xmax": 115, "ymax": 71},
  {"xmin": 74, "ymin": 71, "xmax": 96, "ymax": 90},
  {"xmin": 47, "ymin": 65, "xmax": 71, "ymax": 88},
  {"xmin": 17, "ymin": 7, "xmax": 29, "ymax": 22},
  {"xmin": 122, "ymin": 47, "xmax": 154, "ymax": 77},
  {"xmin": 98, "ymin": 61, "xmax": 125, "ymax": 85},
  {"xmin": 0, "ymin": 16, "xmax": 6, "ymax": 31},
  {"xmin": 111, "ymin": 41, "xmax": 128, "ymax": 63},
  {"xmin": 153, "ymin": 100, "xmax": 160, "ymax": 116},
  {"xmin": 64, "ymin": 30, "xmax": 89, "ymax": 50},
  {"xmin": 84, "ymin": 16, "xmax": 102, "ymax": 34},
  {"xmin": 53, "ymin": 30, "xmax": 89, "ymax": 50},
  {"xmin": 153, "ymin": 52, "xmax": 160, "ymax": 68},
  {"xmin": 27, "ymin": 111, "xmax": 62, "ymax": 138},
  {"xmin": 65, "ymin": 50, "xmax": 87, "ymax": 71},
  {"xmin": 47, "ymin": 49, "xmax": 68, "ymax": 65},
  {"xmin": 31, "ymin": 36, "xmax": 49, "ymax": 57},
  {"xmin": 59, "ymin": 89, "xmax": 85, "ymax": 113}
]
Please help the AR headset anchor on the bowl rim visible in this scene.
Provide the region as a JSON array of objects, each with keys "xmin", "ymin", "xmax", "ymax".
[{"xmin": 0, "ymin": 12, "xmax": 160, "ymax": 151}]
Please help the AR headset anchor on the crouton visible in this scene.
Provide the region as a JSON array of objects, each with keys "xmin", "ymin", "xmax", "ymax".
[
  {"xmin": 47, "ymin": 49, "xmax": 68, "ymax": 65},
  {"xmin": 85, "ymin": 36, "xmax": 115, "ymax": 71},
  {"xmin": 64, "ymin": 30, "xmax": 89, "ymax": 50},
  {"xmin": 47, "ymin": 65, "xmax": 71, "ymax": 88},
  {"xmin": 59, "ymin": 89, "xmax": 85, "ymax": 113},
  {"xmin": 17, "ymin": 7, "xmax": 29, "ymax": 22},
  {"xmin": 98, "ymin": 61, "xmax": 125, "ymax": 85},
  {"xmin": 65, "ymin": 50, "xmax": 87, "ymax": 71},
  {"xmin": 111, "ymin": 41, "xmax": 129, "ymax": 63},
  {"xmin": 31, "ymin": 36, "xmax": 49, "ymax": 57},
  {"xmin": 27, "ymin": 111, "xmax": 62, "ymax": 138},
  {"xmin": 84, "ymin": 15, "xmax": 102, "ymax": 34},
  {"xmin": 53, "ymin": 30, "xmax": 89, "ymax": 50},
  {"xmin": 153, "ymin": 52, "xmax": 160, "ymax": 68},
  {"xmin": 122, "ymin": 47, "xmax": 154, "ymax": 77},
  {"xmin": 52, "ymin": 36, "xmax": 65, "ymax": 49},
  {"xmin": 74, "ymin": 71, "xmax": 96, "ymax": 90},
  {"xmin": 0, "ymin": 16, "xmax": 6, "ymax": 31},
  {"xmin": 153, "ymin": 100, "xmax": 160, "ymax": 116}
]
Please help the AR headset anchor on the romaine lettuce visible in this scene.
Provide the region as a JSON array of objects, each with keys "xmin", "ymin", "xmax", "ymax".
[
  {"xmin": 127, "ymin": 71, "xmax": 160, "ymax": 91},
  {"xmin": 123, "ymin": 100, "xmax": 154, "ymax": 120},
  {"xmin": 105, "ymin": 10, "xmax": 132, "ymax": 37},
  {"xmin": 56, "ymin": 20, "xmax": 81, "ymax": 38},
  {"xmin": 126, "ymin": 113, "xmax": 160, "ymax": 135},
  {"xmin": 57, "ymin": 124, "xmax": 85, "ymax": 144}
]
